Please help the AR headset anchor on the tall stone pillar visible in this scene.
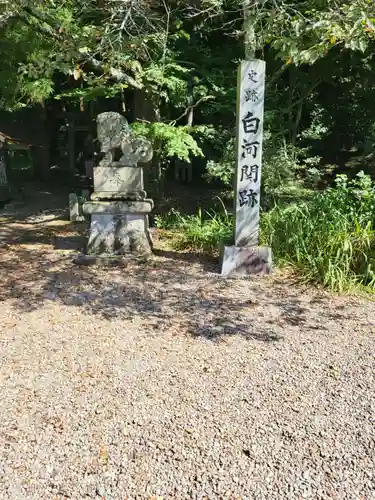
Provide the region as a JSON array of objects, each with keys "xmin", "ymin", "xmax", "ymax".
[{"xmin": 221, "ymin": 60, "xmax": 272, "ymax": 276}]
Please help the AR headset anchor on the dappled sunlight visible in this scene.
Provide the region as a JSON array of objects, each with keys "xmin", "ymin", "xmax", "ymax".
[{"xmin": 0, "ymin": 230, "xmax": 371, "ymax": 344}]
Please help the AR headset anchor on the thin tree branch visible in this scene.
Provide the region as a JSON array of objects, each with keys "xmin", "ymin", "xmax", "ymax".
[
  {"xmin": 85, "ymin": 58, "xmax": 143, "ymax": 89},
  {"xmin": 169, "ymin": 95, "xmax": 215, "ymax": 126},
  {"xmin": 9, "ymin": 5, "xmax": 144, "ymax": 89},
  {"xmin": 266, "ymin": 62, "xmax": 290, "ymax": 90}
]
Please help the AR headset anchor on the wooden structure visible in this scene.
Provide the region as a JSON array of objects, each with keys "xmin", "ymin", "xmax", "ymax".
[{"xmin": 0, "ymin": 131, "xmax": 33, "ymax": 202}]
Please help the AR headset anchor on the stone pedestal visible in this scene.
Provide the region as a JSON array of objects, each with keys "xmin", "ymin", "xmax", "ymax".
[
  {"xmin": 82, "ymin": 167, "xmax": 153, "ymax": 258},
  {"xmin": 83, "ymin": 200, "xmax": 153, "ymax": 256},
  {"xmin": 69, "ymin": 193, "xmax": 86, "ymax": 222},
  {"xmin": 221, "ymin": 245, "xmax": 272, "ymax": 277},
  {"xmin": 0, "ymin": 140, "xmax": 10, "ymax": 203}
]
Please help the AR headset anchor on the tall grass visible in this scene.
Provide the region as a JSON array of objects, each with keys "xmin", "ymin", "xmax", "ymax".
[
  {"xmin": 262, "ymin": 172, "xmax": 375, "ymax": 291},
  {"xmin": 156, "ymin": 172, "xmax": 375, "ymax": 292},
  {"xmin": 154, "ymin": 199, "xmax": 233, "ymax": 253}
]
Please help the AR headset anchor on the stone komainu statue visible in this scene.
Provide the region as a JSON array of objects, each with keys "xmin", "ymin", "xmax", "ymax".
[{"xmin": 97, "ymin": 111, "xmax": 153, "ymax": 167}]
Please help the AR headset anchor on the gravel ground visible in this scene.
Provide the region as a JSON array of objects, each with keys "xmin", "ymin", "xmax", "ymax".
[{"xmin": 0, "ymin": 217, "xmax": 374, "ymax": 499}]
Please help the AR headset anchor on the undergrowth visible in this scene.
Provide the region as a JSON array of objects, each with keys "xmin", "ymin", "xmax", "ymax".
[
  {"xmin": 154, "ymin": 200, "xmax": 233, "ymax": 253},
  {"xmin": 156, "ymin": 172, "xmax": 375, "ymax": 292},
  {"xmin": 261, "ymin": 172, "xmax": 375, "ymax": 291}
]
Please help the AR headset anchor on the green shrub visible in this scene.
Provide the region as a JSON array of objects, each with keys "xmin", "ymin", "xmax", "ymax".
[
  {"xmin": 155, "ymin": 202, "xmax": 233, "ymax": 253},
  {"xmin": 204, "ymin": 126, "xmax": 324, "ymax": 205},
  {"xmin": 156, "ymin": 172, "xmax": 375, "ymax": 291},
  {"xmin": 154, "ymin": 208, "xmax": 183, "ymax": 230},
  {"xmin": 261, "ymin": 171, "xmax": 375, "ymax": 291}
]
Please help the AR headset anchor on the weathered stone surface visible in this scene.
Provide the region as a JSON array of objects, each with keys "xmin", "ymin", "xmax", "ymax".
[
  {"xmin": 86, "ymin": 213, "xmax": 152, "ymax": 257},
  {"xmin": 97, "ymin": 112, "xmax": 132, "ymax": 166},
  {"xmin": 220, "ymin": 59, "xmax": 271, "ymax": 278},
  {"xmin": 96, "ymin": 112, "xmax": 153, "ymax": 167},
  {"xmin": 116, "ymin": 218, "xmax": 131, "ymax": 253},
  {"xmin": 86, "ymin": 214, "xmax": 116, "ymax": 254},
  {"xmin": 120, "ymin": 135, "xmax": 153, "ymax": 167},
  {"xmin": 0, "ymin": 155, "xmax": 8, "ymax": 187},
  {"xmin": 69, "ymin": 193, "xmax": 86, "ymax": 222},
  {"xmin": 0, "ymin": 142, "xmax": 10, "ymax": 203},
  {"xmin": 126, "ymin": 214, "xmax": 147, "ymax": 232},
  {"xmin": 90, "ymin": 190, "xmax": 146, "ymax": 201},
  {"xmin": 94, "ymin": 166, "xmax": 144, "ymax": 193},
  {"xmin": 129, "ymin": 230, "xmax": 152, "ymax": 256},
  {"xmin": 234, "ymin": 60, "xmax": 266, "ymax": 247},
  {"xmin": 221, "ymin": 245, "xmax": 272, "ymax": 277},
  {"xmin": 81, "ymin": 112, "xmax": 154, "ymax": 259},
  {"xmin": 82, "ymin": 200, "xmax": 153, "ymax": 215}
]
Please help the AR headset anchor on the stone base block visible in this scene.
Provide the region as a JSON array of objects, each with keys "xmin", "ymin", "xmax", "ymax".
[
  {"xmin": 221, "ymin": 245, "xmax": 272, "ymax": 277},
  {"xmin": 82, "ymin": 199, "xmax": 153, "ymax": 215},
  {"xmin": 90, "ymin": 190, "xmax": 146, "ymax": 201},
  {"xmin": 73, "ymin": 254, "xmax": 130, "ymax": 267},
  {"xmin": 86, "ymin": 213, "xmax": 152, "ymax": 257}
]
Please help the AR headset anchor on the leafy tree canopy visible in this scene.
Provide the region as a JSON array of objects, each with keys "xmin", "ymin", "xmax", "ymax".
[{"xmin": 0, "ymin": 0, "xmax": 374, "ymax": 176}]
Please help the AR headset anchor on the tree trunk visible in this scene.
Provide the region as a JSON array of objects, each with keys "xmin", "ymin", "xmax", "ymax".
[
  {"xmin": 175, "ymin": 74, "xmax": 194, "ymax": 184},
  {"xmin": 243, "ymin": 2, "xmax": 256, "ymax": 59}
]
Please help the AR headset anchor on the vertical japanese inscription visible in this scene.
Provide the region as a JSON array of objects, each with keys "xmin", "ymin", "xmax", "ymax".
[{"xmin": 235, "ymin": 60, "xmax": 265, "ymax": 247}]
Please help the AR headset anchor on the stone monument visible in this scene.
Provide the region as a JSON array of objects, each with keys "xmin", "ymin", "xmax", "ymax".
[
  {"xmin": 221, "ymin": 60, "xmax": 272, "ymax": 276},
  {"xmin": 81, "ymin": 112, "xmax": 154, "ymax": 260}
]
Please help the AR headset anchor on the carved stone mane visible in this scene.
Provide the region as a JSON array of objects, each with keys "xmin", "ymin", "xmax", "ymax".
[{"xmin": 97, "ymin": 112, "xmax": 153, "ymax": 167}]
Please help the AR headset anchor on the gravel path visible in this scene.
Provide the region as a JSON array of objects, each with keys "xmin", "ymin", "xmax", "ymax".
[{"xmin": 0, "ymin": 225, "xmax": 374, "ymax": 499}]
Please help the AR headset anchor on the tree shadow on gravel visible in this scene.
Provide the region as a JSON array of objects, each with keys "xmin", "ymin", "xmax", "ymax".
[
  {"xmin": 1, "ymin": 223, "xmax": 366, "ymax": 343},
  {"xmin": 1, "ymin": 183, "xmax": 368, "ymax": 343},
  {"xmin": 0, "ymin": 243, "xmax": 286, "ymax": 343},
  {"xmin": 153, "ymin": 248, "xmax": 220, "ymax": 273},
  {"xmin": 0, "ymin": 185, "xmax": 71, "ymax": 224}
]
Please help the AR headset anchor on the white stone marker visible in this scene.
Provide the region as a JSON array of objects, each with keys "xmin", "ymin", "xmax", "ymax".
[
  {"xmin": 221, "ymin": 60, "xmax": 272, "ymax": 276},
  {"xmin": 235, "ymin": 60, "xmax": 265, "ymax": 246}
]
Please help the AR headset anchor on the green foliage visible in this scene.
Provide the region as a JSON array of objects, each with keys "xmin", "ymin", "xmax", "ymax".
[
  {"xmin": 132, "ymin": 122, "xmax": 203, "ymax": 162},
  {"xmin": 155, "ymin": 204, "xmax": 233, "ymax": 253},
  {"xmin": 261, "ymin": 132, "xmax": 321, "ymax": 202},
  {"xmin": 157, "ymin": 172, "xmax": 375, "ymax": 292},
  {"xmin": 55, "ymin": 83, "xmax": 129, "ymax": 102},
  {"xmin": 142, "ymin": 62, "xmax": 191, "ymax": 108},
  {"xmin": 262, "ymin": 172, "xmax": 375, "ymax": 291},
  {"xmin": 154, "ymin": 208, "xmax": 183, "ymax": 230},
  {"xmin": 243, "ymin": 0, "xmax": 375, "ymax": 64},
  {"xmin": 205, "ymin": 133, "xmax": 235, "ymax": 187},
  {"xmin": 205, "ymin": 128, "xmax": 320, "ymax": 202},
  {"xmin": 2, "ymin": 0, "xmax": 375, "ymax": 172}
]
